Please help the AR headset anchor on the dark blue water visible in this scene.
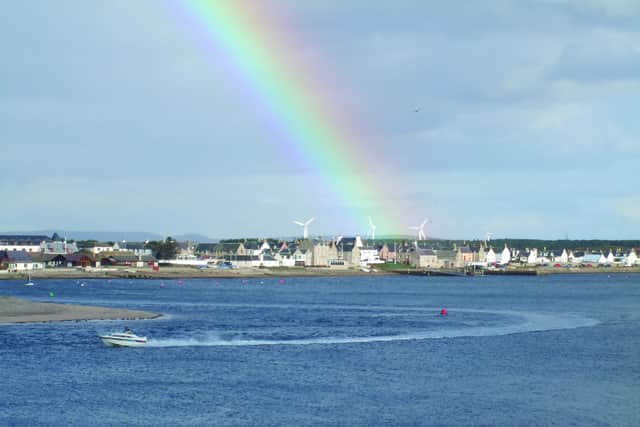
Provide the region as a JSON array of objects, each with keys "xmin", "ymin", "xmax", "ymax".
[{"xmin": 1, "ymin": 274, "xmax": 639, "ymax": 426}]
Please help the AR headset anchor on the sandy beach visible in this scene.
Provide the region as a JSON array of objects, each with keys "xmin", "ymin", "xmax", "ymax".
[{"xmin": 0, "ymin": 296, "xmax": 160, "ymax": 324}]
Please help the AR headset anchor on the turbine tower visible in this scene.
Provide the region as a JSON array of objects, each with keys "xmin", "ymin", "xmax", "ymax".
[
  {"xmin": 368, "ymin": 216, "xmax": 377, "ymax": 241},
  {"xmin": 485, "ymin": 232, "xmax": 493, "ymax": 244},
  {"xmin": 409, "ymin": 218, "xmax": 430, "ymax": 241},
  {"xmin": 293, "ymin": 217, "xmax": 315, "ymax": 239}
]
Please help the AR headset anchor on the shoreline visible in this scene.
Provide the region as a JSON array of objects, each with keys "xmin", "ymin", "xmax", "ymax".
[
  {"xmin": 0, "ymin": 266, "xmax": 638, "ymax": 280},
  {"xmin": 0, "ymin": 266, "xmax": 381, "ymax": 280},
  {"xmin": 0, "ymin": 296, "xmax": 160, "ymax": 324}
]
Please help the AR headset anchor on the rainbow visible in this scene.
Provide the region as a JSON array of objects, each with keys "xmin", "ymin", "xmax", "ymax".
[{"xmin": 172, "ymin": 0, "xmax": 411, "ymax": 235}]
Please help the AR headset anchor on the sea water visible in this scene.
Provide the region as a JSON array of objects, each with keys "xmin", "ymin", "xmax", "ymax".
[{"xmin": 0, "ymin": 274, "xmax": 638, "ymax": 426}]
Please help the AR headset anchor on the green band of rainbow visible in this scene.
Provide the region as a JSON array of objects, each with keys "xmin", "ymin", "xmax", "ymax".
[{"xmin": 175, "ymin": 0, "xmax": 410, "ymax": 235}]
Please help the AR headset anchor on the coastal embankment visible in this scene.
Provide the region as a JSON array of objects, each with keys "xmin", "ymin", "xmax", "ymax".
[
  {"xmin": 0, "ymin": 265, "xmax": 638, "ymax": 281},
  {"xmin": 0, "ymin": 296, "xmax": 160, "ymax": 324},
  {"xmin": 0, "ymin": 266, "xmax": 376, "ymax": 280}
]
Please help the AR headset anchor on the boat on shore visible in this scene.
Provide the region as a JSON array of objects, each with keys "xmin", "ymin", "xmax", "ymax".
[{"xmin": 99, "ymin": 329, "xmax": 148, "ymax": 347}]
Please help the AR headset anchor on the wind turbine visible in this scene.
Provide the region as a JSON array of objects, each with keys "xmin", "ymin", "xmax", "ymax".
[
  {"xmin": 293, "ymin": 217, "xmax": 315, "ymax": 239},
  {"xmin": 368, "ymin": 217, "xmax": 377, "ymax": 241},
  {"xmin": 409, "ymin": 218, "xmax": 430, "ymax": 241}
]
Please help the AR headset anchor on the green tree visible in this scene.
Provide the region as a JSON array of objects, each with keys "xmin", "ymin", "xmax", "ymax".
[{"xmin": 146, "ymin": 237, "xmax": 179, "ymax": 260}]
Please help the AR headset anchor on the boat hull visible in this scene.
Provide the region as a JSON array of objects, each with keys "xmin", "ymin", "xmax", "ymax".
[{"xmin": 100, "ymin": 336, "xmax": 147, "ymax": 348}]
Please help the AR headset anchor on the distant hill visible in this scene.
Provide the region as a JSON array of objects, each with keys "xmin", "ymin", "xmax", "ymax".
[
  {"xmin": 0, "ymin": 230, "xmax": 218, "ymax": 243},
  {"xmin": 1, "ymin": 230, "xmax": 164, "ymax": 242},
  {"xmin": 172, "ymin": 233, "xmax": 217, "ymax": 243}
]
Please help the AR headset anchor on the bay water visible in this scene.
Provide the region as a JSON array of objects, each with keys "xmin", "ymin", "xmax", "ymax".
[{"xmin": 1, "ymin": 274, "xmax": 638, "ymax": 426}]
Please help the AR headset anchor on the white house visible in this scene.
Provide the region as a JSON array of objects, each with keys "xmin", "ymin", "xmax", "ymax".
[
  {"xmin": 536, "ymin": 252, "xmax": 551, "ymax": 265},
  {"xmin": 293, "ymin": 248, "xmax": 312, "ymax": 266},
  {"xmin": 1, "ymin": 251, "xmax": 44, "ymax": 271},
  {"xmin": 229, "ymin": 255, "xmax": 261, "ymax": 268},
  {"xmin": 626, "ymin": 249, "xmax": 638, "ymax": 267},
  {"xmin": 500, "ymin": 245, "xmax": 511, "ymax": 265},
  {"xmin": 606, "ymin": 250, "xmax": 615, "ymax": 265},
  {"xmin": 582, "ymin": 253, "xmax": 606, "ymax": 265},
  {"xmin": 570, "ymin": 251, "xmax": 585, "ymax": 264},
  {"xmin": 558, "ymin": 249, "xmax": 569, "ymax": 265},
  {"xmin": 275, "ymin": 249, "xmax": 295, "ymax": 267},
  {"xmin": 360, "ymin": 248, "xmax": 382, "ymax": 265},
  {"xmin": 485, "ymin": 248, "xmax": 497, "ymax": 265},
  {"xmin": 527, "ymin": 248, "xmax": 538, "ymax": 265},
  {"xmin": 89, "ymin": 242, "xmax": 120, "ymax": 255},
  {"xmin": 259, "ymin": 253, "xmax": 279, "ymax": 268},
  {"xmin": 0, "ymin": 235, "xmax": 49, "ymax": 253}
]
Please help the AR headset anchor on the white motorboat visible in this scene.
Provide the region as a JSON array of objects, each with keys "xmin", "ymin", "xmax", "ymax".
[{"xmin": 99, "ymin": 329, "xmax": 148, "ymax": 347}]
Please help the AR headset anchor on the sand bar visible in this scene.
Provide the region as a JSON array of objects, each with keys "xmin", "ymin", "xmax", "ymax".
[{"xmin": 0, "ymin": 296, "xmax": 160, "ymax": 324}]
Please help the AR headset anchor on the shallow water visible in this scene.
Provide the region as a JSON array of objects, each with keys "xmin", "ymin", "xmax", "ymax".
[{"xmin": 1, "ymin": 274, "xmax": 639, "ymax": 426}]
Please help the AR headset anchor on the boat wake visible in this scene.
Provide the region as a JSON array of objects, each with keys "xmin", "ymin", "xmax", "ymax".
[{"xmin": 145, "ymin": 309, "xmax": 599, "ymax": 348}]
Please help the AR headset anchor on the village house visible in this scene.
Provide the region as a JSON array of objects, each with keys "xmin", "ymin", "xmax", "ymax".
[
  {"xmin": 395, "ymin": 244, "xmax": 414, "ymax": 265},
  {"xmin": 196, "ymin": 242, "xmax": 247, "ymax": 259},
  {"xmin": 0, "ymin": 250, "xmax": 44, "ymax": 271},
  {"xmin": 436, "ymin": 249, "xmax": 457, "ymax": 269},
  {"xmin": 582, "ymin": 252, "xmax": 606, "ymax": 266},
  {"xmin": 606, "ymin": 250, "xmax": 615, "ymax": 265},
  {"xmin": 41, "ymin": 240, "xmax": 78, "ymax": 254},
  {"xmin": 486, "ymin": 248, "xmax": 497, "ymax": 265},
  {"xmin": 29, "ymin": 253, "xmax": 67, "ymax": 268},
  {"xmin": 309, "ymin": 241, "xmax": 331, "ymax": 267},
  {"xmin": 409, "ymin": 248, "xmax": 438, "ymax": 268},
  {"xmin": 100, "ymin": 252, "xmax": 142, "ymax": 267},
  {"xmin": 500, "ymin": 245, "xmax": 511, "ymax": 265},
  {"xmin": 275, "ymin": 247, "xmax": 295, "ymax": 267},
  {"xmin": 554, "ymin": 249, "xmax": 569, "ymax": 265},
  {"xmin": 65, "ymin": 253, "xmax": 99, "ymax": 268},
  {"xmin": 456, "ymin": 246, "xmax": 474, "ymax": 267},
  {"xmin": 360, "ymin": 244, "xmax": 382, "ymax": 265},
  {"xmin": 337, "ymin": 237, "xmax": 361, "ymax": 266},
  {"xmin": 293, "ymin": 248, "xmax": 312, "ymax": 266},
  {"xmin": 243, "ymin": 241, "xmax": 262, "ymax": 256},
  {"xmin": 259, "ymin": 253, "xmax": 279, "ymax": 268},
  {"xmin": 87, "ymin": 242, "xmax": 121, "ymax": 255},
  {"xmin": 195, "ymin": 243, "xmax": 218, "ymax": 257},
  {"xmin": 121, "ymin": 242, "xmax": 153, "ymax": 257},
  {"xmin": 260, "ymin": 240, "xmax": 272, "ymax": 254},
  {"xmin": 0, "ymin": 235, "xmax": 51, "ymax": 253},
  {"xmin": 570, "ymin": 251, "xmax": 584, "ymax": 264},
  {"xmin": 626, "ymin": 249, "xmax": 638, "ymax": 266},
  {"xmin": 377, "ymin": 243, "xmax": 396, "ymax": 262}
]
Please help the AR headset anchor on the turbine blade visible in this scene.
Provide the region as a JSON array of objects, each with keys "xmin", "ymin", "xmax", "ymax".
[{"xmin": 293, "ymin": 221, "xmax": 304, "ymax": 226}]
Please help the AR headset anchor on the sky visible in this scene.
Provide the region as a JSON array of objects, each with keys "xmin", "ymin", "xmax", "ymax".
[{"xmin": 1, "ymin": 0, "xmax": 639, "ymax": 240}]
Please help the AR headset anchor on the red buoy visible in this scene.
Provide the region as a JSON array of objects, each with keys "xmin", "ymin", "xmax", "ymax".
[{"xmin": 440, "ymin": 308, "xmax": 448, "ymax": 316}]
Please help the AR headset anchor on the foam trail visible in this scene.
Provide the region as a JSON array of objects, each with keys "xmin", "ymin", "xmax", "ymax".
[{"xmin": 146, "ymin": 310, "xmax": 599, "ymax": 348}]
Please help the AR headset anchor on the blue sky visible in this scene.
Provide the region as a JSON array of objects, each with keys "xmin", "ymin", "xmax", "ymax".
[{"xmin": 1, "ymin": 1, "xmax": 639, "ymax": 239}]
